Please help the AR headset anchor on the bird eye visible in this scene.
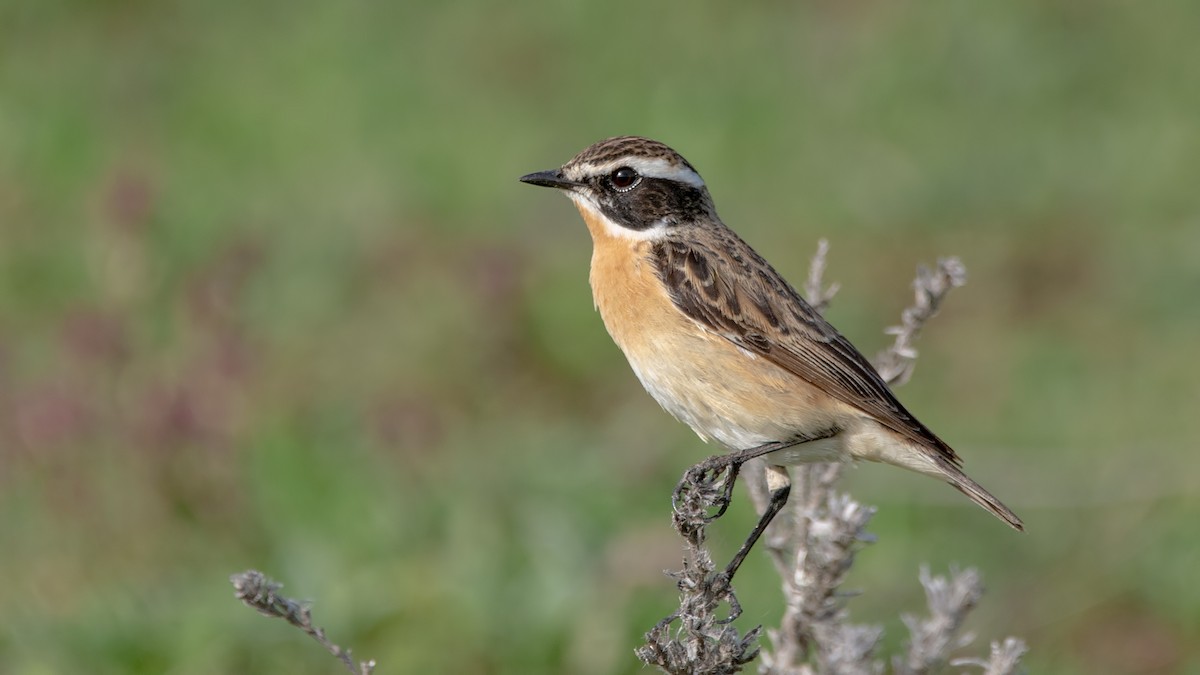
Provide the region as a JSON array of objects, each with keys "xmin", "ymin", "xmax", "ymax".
[{"xmin": 610, "ymin": 167, "xmax": 640, "ymax": 191}]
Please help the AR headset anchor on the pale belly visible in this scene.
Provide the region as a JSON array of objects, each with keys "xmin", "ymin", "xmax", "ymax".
[{"xmin": 618, "ymin": 325, "xmax": 853, "ymax": 459}]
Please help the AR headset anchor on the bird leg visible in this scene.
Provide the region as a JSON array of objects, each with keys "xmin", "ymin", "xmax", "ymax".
[
  {"xmin": 718, "ymin": 464, "xmax": 790, "ymax": 589},
  {"xmin": 672, "ymin": 430, "xmax": 841, "ymax": 585}
]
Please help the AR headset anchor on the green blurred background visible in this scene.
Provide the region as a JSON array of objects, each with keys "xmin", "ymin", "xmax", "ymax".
[{"xmin": 2, "ymin": 1, "xmax": 1198, "ymax": 673}]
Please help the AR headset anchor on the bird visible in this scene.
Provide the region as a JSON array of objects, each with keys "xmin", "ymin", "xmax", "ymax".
[{"xmin": 519, "ymin": 136, "xmax": 1022, "ymax": 581}]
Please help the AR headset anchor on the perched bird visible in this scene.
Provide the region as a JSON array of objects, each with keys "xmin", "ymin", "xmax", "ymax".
[{"xmin": 520, "ymin": 136, "xmax": 1022, "ymax": 579}]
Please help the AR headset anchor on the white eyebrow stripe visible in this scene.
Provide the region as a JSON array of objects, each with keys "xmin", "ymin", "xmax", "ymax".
[{"xmin": 583, "ymin": 157, "xmax": 706, "ymax": 188}]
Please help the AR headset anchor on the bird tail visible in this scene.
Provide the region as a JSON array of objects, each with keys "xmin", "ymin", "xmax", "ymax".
[{"xmin": 935, "ymin": 458, "xmax": 1024, "ymax": 531}]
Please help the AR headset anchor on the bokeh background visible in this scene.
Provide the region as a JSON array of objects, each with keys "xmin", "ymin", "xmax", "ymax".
[{"xmin": 2, "ymin": 1, "xmax": 1198, "ymax": 673}]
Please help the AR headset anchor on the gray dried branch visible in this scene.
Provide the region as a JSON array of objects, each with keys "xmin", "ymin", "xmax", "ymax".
[
  {"xmin": 637, "ymin": 467, "xmax": 760, "ymax": 673},
  {"xmin": 756, "ymin": 468, "xmax": 881, "ymax": 674},
  {"xmin": 893, "ymin": 567, "xmax": 983, "ymax": 675},
  {"xmin": 803, "ymin": 239, "xmax": 840, "ymax": 314},
  {"xmin": 873, "ymin": 257, "xmax": 967, "ymax": 387},
  {"xmin": 951, "ymin": 637, "xmax": 1029, "ymax": 675},
  {"xmin": 230, "ymin": 569, "xmax": 376, "ymax": 675}
]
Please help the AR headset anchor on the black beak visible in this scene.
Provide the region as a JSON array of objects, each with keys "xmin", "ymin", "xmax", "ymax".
[{"xmin": 519, "ymin": 169, "xmax": 581, "ymax": 190}]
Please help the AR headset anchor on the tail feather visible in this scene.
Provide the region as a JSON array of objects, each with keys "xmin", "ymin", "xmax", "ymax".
[
  {"xmin": 852, "ymin": 426, "xmax": 1024, "ymax": 531},
  {"xmin": 938, "ymin": 460, "xmax": 1024, "ymax": 531}
]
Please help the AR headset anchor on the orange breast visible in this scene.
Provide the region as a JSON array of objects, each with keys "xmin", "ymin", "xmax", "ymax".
[
  {"xmin": 579, "ymin": 208, "xmax": 688, "ymax": 356},
  {"xmin": 574, "ymin": 202, "xmax": 855, "ymax": 451}
]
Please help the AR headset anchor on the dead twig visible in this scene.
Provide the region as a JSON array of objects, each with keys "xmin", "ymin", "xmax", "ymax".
[{"xmin": 230, "ymin": 569, "xmax": 376, "ymax": 675}]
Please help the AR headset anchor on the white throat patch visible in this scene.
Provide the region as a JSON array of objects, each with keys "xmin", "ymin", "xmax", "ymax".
[{"xmin": 567, "ymin": 193, "xmax": 669, "ymax": 242}]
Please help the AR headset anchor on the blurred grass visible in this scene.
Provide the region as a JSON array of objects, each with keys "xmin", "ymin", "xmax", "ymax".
[{"xmin": 2, "ymin": 1, "xmax": 1198, "ymax": 673}]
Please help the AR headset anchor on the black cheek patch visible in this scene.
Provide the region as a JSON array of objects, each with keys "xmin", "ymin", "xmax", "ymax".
[{"xmin": 599, "ymin": 178, "xmax": 709, "ymax": 231}]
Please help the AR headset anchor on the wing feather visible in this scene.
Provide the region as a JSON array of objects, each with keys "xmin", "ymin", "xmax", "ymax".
[{"xmin": 651, "ymin": 231, "xmax": 961, "ymax": 466}]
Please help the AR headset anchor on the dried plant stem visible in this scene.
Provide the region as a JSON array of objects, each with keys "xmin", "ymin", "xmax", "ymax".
[
  {"xmin": 230, "ymin": 570, "xmax": 376, "ymax": 675},
  {"xmin": 636, "ymin": 465, "xmax": 760, "ymax": 673},
  {"xmin": 952, "ymin": 638, "xmax": 1030, "ymax": 675},
  {"xmin": 804, "ymin": 239, "xmax": 840, "ymax": 314},
  {"xmin": 873, "ymin": 257, "xmax": 967, "ymax": 387},
  {"xmin": 894, "ymin": 566, "xmax": 983, "ymax": 675}
]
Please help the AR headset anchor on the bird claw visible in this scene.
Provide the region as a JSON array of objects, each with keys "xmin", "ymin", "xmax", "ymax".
[
  {"xmin": 709, "ymin": 573, "xmax": 743, "ymax": 624},
  {"xmin": 672, "ymin": 461, "xmax": 737, "ymax": 524}
]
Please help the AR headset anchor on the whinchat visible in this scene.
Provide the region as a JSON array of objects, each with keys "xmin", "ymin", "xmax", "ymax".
[{"xmin": 520, "ymin": 137, "xmax": 1022, "ymax": 579}]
